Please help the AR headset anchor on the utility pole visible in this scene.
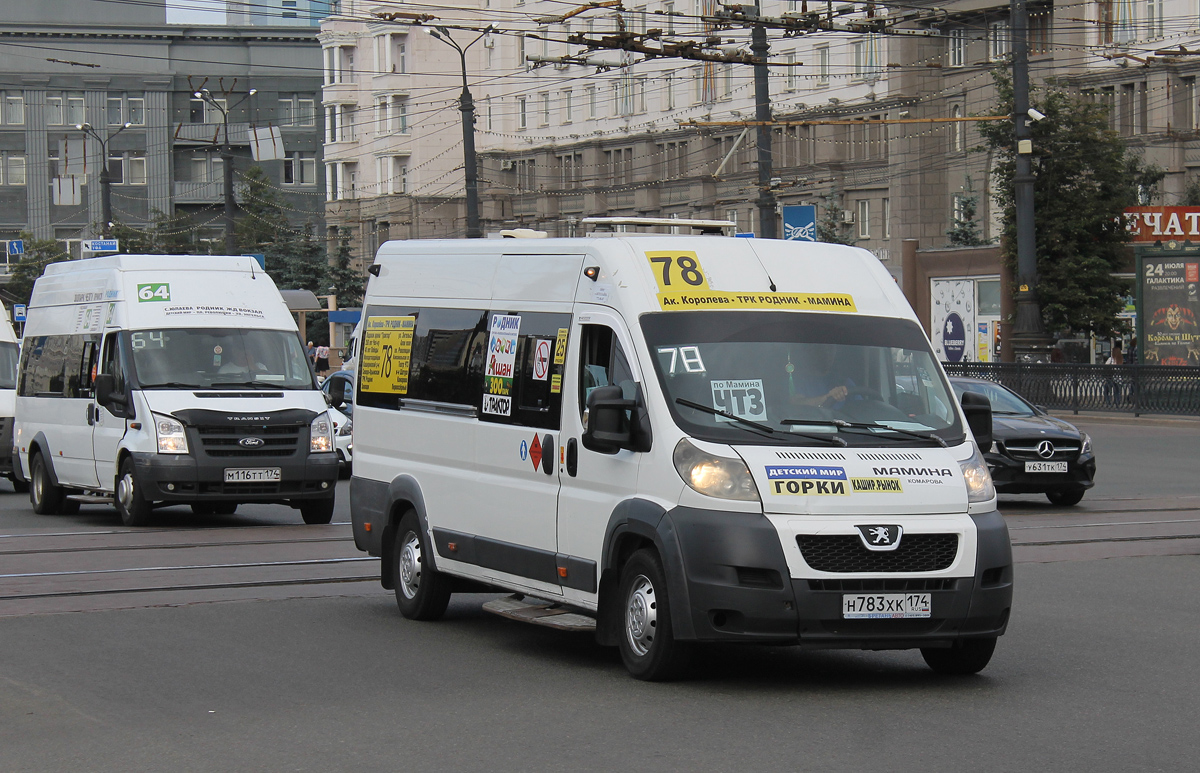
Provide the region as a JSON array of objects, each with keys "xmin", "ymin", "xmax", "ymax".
[
  {"xmin": 77, "ymin": 122, "xmax": 132, "ymax": 239},
  {"xmin": 423, "ymin": 25, "xmax": 494, "ymax": 239},
  {"xmin": 751, "ymin": 20, "xmax": 776, "ymax": 238},
  {"xmin": 195, "ymin": 86, "xmax": 256, "ymax": 254},
  {"xmin": 1009, "ymin": 0, "xmax": 1051, "ymax": 361}
]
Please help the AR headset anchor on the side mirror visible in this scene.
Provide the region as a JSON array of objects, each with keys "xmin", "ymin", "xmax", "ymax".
[
  {"xmin": 95, "ymin": 374, "xmax": 118, "ymax": 407},
  {"xmin": 326, "ymin": 378, "xmax": 347, "ymax": 410},
  {"xmin": 583, "ymin": 385, "xmax": 636, "ymax": 454},
  {"xmin": 960, "ymin": 391, "xmax": 993, "ymax": 450}
]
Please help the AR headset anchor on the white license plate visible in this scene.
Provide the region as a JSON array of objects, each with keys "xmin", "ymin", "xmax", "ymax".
[
  {"xmin": 842, "ymin": 593, "xmax": 931, "ymax": 619},
  {"xmin": 224, "ymin": 468, "xmax": 282, "ymax": 483},
  {"xmin": 1024, "ymin": 461, "xmax": 1068, "ymax": 473}
]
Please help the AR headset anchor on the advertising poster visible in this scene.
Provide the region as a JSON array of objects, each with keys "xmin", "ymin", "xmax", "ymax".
[
  {"xmin": 483, "ymin": 314, "xmax": 521, "ymax": 416},
  {"xmin": 359, "ymin": 316, "xmax": 416, "ymax": 393},
  {"xmin": 1141, "ymin": 256, "xmax": 1200, "ymax": 366},
  {"xmin": 930, "ymin": 278, "xmax": 974, "ymax": 362}
]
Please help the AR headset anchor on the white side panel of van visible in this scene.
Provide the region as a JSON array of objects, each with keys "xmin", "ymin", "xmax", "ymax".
[
  {"xmin": 370, "ymin": 252, "xmax": 497, "ymax": 300},
  {"xmin": 24, "ymin": 396, "xmax": 98, "ymax": 487},
  {"xmin": 492, "ymin": 254, "xmax": 585, "ymax": 302}
]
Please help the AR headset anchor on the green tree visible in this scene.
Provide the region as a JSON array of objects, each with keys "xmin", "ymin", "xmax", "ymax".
[
  {"xmin": 946, "ymin": 176, "xmax": 988, "ymax": 246},
  {"xmin": 977, "ymin": 76, "xmax": 1164, "ymax": 337},
  {"xmin": 327, "ymin": 228, "xmax": 364, "ymax": 308},
  {"xmin": 236, "ymin": 165, "xmax": 291, "ymax": 253},
  {"xmin": 815, "ymin": 190, "xmax": 857, "ymax": 245},
  {"xmin": 4, "ymin": 234, "xmax": 69, "ymax": 306},
  {"xmin": 109, "ymin": 209, "xmax": 199, "ymax": 254},
  {"xmin": 1182, "ymin": 177, "xmax": 1200, "ymax": 206}
]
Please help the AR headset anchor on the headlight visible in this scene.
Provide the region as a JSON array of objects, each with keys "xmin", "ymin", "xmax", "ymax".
[
  {"xmin": 673, "ymin": 438, "xmax": 759, "ymax": 501},
  {"xmin": 310, "ymin": 412, "xmax": 334, "ymax": 453},
  {"xmin": 338, "ymin": 419, "xmax": 353, "ymax": 437},
  {"xmin": 154, "ymin": 413, "xmax": 188, "ymax": 454},
  {"xmin": 960, "ymin": 445, "xmax": 996, "ymax": 503},
  {"xmin": 1080, "ymin": 432, "xmax": 1091, "ymax": 456}
]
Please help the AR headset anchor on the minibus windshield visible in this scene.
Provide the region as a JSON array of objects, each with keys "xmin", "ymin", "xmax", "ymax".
[
  {"xmin": 640, "ymin": 311, "xmax": 965, "ymax": 447},
  {"xmin": 129, "ymin": 329, "xmax": 315, "ymax": 390},
  {"xmin": 0, "ymin": 342, "xmax": 18, "ymax": 390}
]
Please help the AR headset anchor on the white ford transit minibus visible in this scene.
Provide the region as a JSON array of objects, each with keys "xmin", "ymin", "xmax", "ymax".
[
  {"xmin": 0, "ymin": 304, "xmax": 22, "ymax": 491},
  {"xmin": 14, "ymin": 255, "xmax": 339, "ymax": 526},
  {"xmin": 348, "ymin": 229, "xmax": 1011, "ymax": 680}
]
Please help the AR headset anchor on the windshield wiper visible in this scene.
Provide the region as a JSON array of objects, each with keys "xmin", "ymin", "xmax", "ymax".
[
  {"xmin": 139, "ymin": 381, "xmax": 202, "ymax": 390},
  {"xmin": 209, "ymin": 380, "xmax": 299, "ymax": 390},
  {"xmin": 781, "ymin": 418, "xmax": 945, "ymax": 446},
  {"xmin": 677, "ymin": 398, "xmax": 846, "ymax": 446}
]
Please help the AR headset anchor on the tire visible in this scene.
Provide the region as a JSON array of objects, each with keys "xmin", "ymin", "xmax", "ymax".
[
  {"xmin": 114, "ymin": 457, "xmax": 153, "ymax": 527},
  {"xmin": 1046, "ymin": 487, "xmax": 1085, "ymax": 506},
  {"xmin": 337, "ymin": 456, "xmax": 352, "ymax": 480},
  {"xmin": 299, "ymin": 497, "xmax": 335, "ymax": 524},
  {"xmin": 9, "ymin": 476, "xmax": 29, "ymax": 494},
  {"xmin": 392, "ymin": 510, "xmax": 452, "ymax": 621},
  {"xmin": 29, "ymin": 453, "xmax": 67, "ymax": 515},
  {"xmin": 921, "ymin": 637, "xmax": 997, "ymax": 675},
  {"xmin": 617, "ymin": 549, "xmax": 692, "ymax": 681}
]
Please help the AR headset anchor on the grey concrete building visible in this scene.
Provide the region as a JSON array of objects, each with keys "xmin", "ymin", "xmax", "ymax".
[{"xmin": 0, "ymin": 0, "xmax": 324, "ymax": 263}]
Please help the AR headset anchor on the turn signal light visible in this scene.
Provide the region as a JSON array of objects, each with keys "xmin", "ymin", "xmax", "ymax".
[
  {"xmin": 448, "ymin": 542, "xmax": 458, "ymax": 552},
  {"xmin": 364, "ymin": 523, "xmax": 372, "ymax": 532},
  {"xmin": 557, "ymin": 566, "xmax": 568, "ymax": 578}
]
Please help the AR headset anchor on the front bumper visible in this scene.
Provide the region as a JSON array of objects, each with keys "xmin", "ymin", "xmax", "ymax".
[
  {"xmin": 130, "ymin": 451, "xmax": 338, "ymax": 503},
  {"xmin": 987, "ymin": 451, "xmax": 1096, "ymax": 494},
  {"xmin": 664, "ymin": 506, "xmax": 1012, "ymax": 649}
]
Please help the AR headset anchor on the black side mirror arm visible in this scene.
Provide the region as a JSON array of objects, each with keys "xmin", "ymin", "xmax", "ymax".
[{"xmin": 960, "ymin": 391, "xmax": 993, "ymax": 450}]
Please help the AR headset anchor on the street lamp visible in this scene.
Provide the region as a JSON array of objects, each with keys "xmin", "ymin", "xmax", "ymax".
[
  {"xmin": 76, "ymin": 121, "xmax": 133, "ymax": 239},
  {"xmin": 194, "ymin": 87, "xmax": 257, "ymax": 254},
  {"xmin": 424, "ymin": 25, "xmax": 493, "ymax": 239}
]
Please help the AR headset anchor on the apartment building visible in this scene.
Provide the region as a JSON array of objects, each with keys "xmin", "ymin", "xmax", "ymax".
[
  {"xmin": 0, "ymin": 0, "xmax": 324, "ymax": 264},
  {"xmin": 319, "ymin": 1, "xmax": 1200, "ymax": 277}
]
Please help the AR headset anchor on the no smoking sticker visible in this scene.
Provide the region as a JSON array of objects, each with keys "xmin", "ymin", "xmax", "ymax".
[{"xmin": 533, "ymin": 339, "xmax": 552, "ymax": 381}]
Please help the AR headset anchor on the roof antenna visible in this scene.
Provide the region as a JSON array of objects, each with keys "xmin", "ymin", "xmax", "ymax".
[{"xmin": 767, "ymin": 273, "xmax": 777, "ymax": 292}]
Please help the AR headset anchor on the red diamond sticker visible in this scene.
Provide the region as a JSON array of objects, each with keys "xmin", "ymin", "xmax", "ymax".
[{"xmin": 528, "ymin": 434, "xmax": 542, "ymax": 471}]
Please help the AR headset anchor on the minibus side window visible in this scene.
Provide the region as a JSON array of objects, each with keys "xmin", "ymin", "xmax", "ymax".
[
  {"xmin": 578, "ymin": 325, "xmax": 635, "ymax": 417},
  {"xmin": 479, "ymin": 311, "xmax": 570, "ymax": 431},
  {"xmin": 98, "ymin": 333, "xmax": 131, "ymax": 415}
]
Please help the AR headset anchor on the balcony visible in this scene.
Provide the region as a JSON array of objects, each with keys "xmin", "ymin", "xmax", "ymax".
[
  {"xmin": 174, "ymin": 122, "xmax": 253, "ymax": 146},
  {"xmin": 174, "ymin": 180, "xmax": 244, "ymax": 205}
]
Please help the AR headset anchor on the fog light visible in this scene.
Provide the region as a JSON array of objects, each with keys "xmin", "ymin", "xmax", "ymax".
[
  {"xmin": 167, "ymin": 483, "xmax": 175, "ymax": 491},
  {"xmin": 320, "ymin": 481, "xmax": 329, "ymax": 489}
]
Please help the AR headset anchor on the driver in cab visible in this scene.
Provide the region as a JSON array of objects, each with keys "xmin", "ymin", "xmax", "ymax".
[{"xmin": 787, "ymin": 343, "xmax": 854, "ymax": 409}]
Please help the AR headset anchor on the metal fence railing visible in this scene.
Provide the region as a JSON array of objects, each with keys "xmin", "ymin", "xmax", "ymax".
[{"xmin": 942, "ymin": 363, "xmax": 1200, "ymax": 417}]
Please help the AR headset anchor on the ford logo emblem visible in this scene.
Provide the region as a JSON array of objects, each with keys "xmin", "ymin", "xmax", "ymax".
[{"xmin": 239, "ymin": 437, "xmax": 265, "ymax": 448}]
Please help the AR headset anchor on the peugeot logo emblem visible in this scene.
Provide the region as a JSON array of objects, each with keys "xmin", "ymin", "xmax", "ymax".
[
  {"xmin": 1036, "ymin": 440, "xmax": 1055, "ymax": 459},
  {"xmin": 239, "ymin": 437, "xmax": 265, "ymax": 448},
  {"xmin": 856, "ymin": 525, "xmax": 903, "ymax": 552}
]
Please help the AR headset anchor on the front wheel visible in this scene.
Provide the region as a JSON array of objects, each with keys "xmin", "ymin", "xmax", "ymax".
[
  {"xmin": 1046, "ymin": 487, "xmax": 1085, "ymax": 506},
  {"xmin": 115, "ymin": 457, "xmax": 153, "ymax": 527},
  {"xmin": 299, "ymin": 497, "xmax": 335, "ymax": 524},
  {"xmin": 921, "ymin": 637, "xmax": 997, "ymax": 675},
  {"xmin": 617, "ymin": 549, "xmax": 692, "ymax": 681},
  {"xmin": 393, "ymin": 510, "xmax": 452, "ymax": 620}
]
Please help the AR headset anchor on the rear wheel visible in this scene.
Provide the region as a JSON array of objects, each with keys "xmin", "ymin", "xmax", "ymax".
[
  {"xmin": 29, "ymin": 453, "xmax": 67, "ymax": 515},
  {"xmin": 115, "ymin": 457, "xmax": 153, "ymax": 527},
  {"xmin": 393, "ymin": 510, "xmax": 452, "ymax": 620},
  {"xmin": 921, "ymin": 637, "xmax": 997, "ymax": 675},
  {"xmin": 617, "ymin": 549, "xmax": 692, "ymax": 681},
  {"xmin": 9, "ymin": 475, "xmax": 29, "ymax": 494},
  {"xmin": 1046, "ymin": 487, "xmax": 1085, "ymax": 506},
  {"xmin": 299, "ymin": 497, "xmax": 335, "ymax": 524}
]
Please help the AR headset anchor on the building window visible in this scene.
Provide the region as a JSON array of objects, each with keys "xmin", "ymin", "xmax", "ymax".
[
  {"xmin": 337, "ymin": 104, "xmax": 355, "ymax": 141},
  {"xmin": 989, "ymin": 20, "xmax": 1010, "ymax": 60},
  {"xmin": 2, "ymin": 93, "xmax": 25, "ymax": 126},
  {"xmin": 784, "ymin": 52, "xmax": 798, "ymax": 92},
  {"xmin": 882, "ymin": 198, "xmax": 890, "ymax": 238},
  {"xmin": 615, "ymin": 76, "xmax": 635, "ymax": 117},
  {"xmin": 540, "ymin": 92, "xmax": 551, "ymax": 126},
  {"xmin": 586, "ymin": 86, "xmax": 598, "ymax": 119},
  {"xmin": 325, "ymin": 106, "xmax": 338, "ymax": 142},
  {"xmin": 326, "ymin": 163, "xmax": 338, "ymax": 200},
  {"xmin": 279, "ymin": 94, "xmax": 316, "ymax": 126},
  {"xmin": 375, "ymin": 95, "xmax": 408, "ymax": 134},
  {"xmin": 854, "ymin": 34, "xmax": 883, "ymax": 80},
  {"xmin": 948, "ymin": 28, "xmax": 966, "ymax": 68},
  {"xmin": 562, "ymin": 89, "xmax": 573, "ymax": 124},
  {"xmin": 725, "ymin": 209, "xmax": 739, "ymax": 230},
  {"xmin": 557, "ymin": 152, "xmax": 582, "ymax": 189},
  {"xmin": 190, "ymin": 152, "xmax": 221, "ymax": 184},
  {"xmin": 106, "ymin": 92, "xmax": 146, "ymax": 127},
  {"xmin": 1030, "ymin": 7, "xmax": 1054, "ymax": 53},
  {"xmin": 517, "ymin": 96, "xmax": 528, "ymax": 130},
  {"xmin": 604, "ymin": 147, "xmax": 633, "ymax": 185},
  {"xmin": 857, "ymin": 199, "xmax": 870, "ymax": 239},
  {"xmin": 67, "ymin": 93, "xmax": 85, "ymax": 125},
  {"xmin": 191, "ymin": 97, "xmax": 225, "ymax": 124},
  {"xmin": 1, "ymin": 153, "xmax": 26, "ymax": 186},
  {"xmin": 950, "ymin": 104, "xmax": 964, "ymax": 152},
  {"xmin": 283, "ymin": 151, "xmax": 317, "ymax": 185},
  {"xmin": 664, "ymin": 73, "xmax": 675, "ymax": 110},
  {"xmin": 378, "ymin": 156, "xmax": 407, "ymax": 194},
  {"xmin": 514, "ymin": 158, "xmax": 536, "ymax": 191},
  {"xmin": 1143, "ymin": 0, "xmax": 1163, "ymax": 39},
  {"xmin": 659, "ymin": 141, "xmax": 688, "ymax": 178},
  {"xmin": 108, "ymin": 153, "xmax": 124, "ymax": 185},
  {"xmin": 816, "ymin": 46, "xmax": 830, "ymax": 86},
  {"xmin": 324, "ymin": 45, "xmax": 355, "ymax": 84},
  {"xmin": 375, "ymin": 33, "xmax": 407, "ymax": 74}
]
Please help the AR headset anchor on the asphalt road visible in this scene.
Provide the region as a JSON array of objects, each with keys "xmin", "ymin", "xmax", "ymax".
[{"xmin": 1, "ymin": 415, "xmax": 1198, "ymax": 772}]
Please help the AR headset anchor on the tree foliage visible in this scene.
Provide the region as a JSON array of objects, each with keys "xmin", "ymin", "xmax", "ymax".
[
  {"xmin": 4, "ymin": 234, "xmax": 70, "ymax": 306},
  {"xmin": 978, "ymin": 75, "xmax": 1164, "ymax": 337},
  {"xmin": 327, "ymin": 228, "xmax": 364, "ymax": 308},
  {"xmin": 946, "ymin": 177, "xmax": 988, "ymax": 247},
  {"xmin": 815, "ymin": 190, "xmax": 857, "ymax": 245},
  {"xmin": 109, "ymin": 209, "xmax": 199, "ymax": 254},
  {"xmin": 236, "ymin": 165, "xmax": 291, "ymax": 254}
]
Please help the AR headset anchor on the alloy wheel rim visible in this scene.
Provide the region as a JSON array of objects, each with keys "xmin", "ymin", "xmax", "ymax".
[
  {"xmin": 625, "ymin": 575, "xmax": 657, "ymax": 657},
  {"xmin": 398, "ymin": 531, "xmax": 422, "ymax": 600},
  {"xmin": 117, "ymin": 473, "xmax": 135, "ymax": 510}
]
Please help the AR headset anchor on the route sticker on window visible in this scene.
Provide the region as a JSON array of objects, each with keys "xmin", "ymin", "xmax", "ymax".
[
  {"xmin": 553, "ymin": 327, "xmax": 569, "ymax": 365},
  {"xmin": 359, "ymin": 316, "xmax": 415, "ymax": 395},
  {"xmin": 483, "ymin": 314, "xmax": 521, "ymax": 416},
  {"xmin": 710, "ymin": 379, "xmax": 766, "ymax": 423},
  {"xmin": 765, "ymin": 465, "xmax": 850, "ymax": 496},
  {"xmin": 137, "ymin": 283, "xmax": 171, "ymax": 302},
  {"xmin": 644, "ymin": 250, "xmax": 856, "ymax": 312}
]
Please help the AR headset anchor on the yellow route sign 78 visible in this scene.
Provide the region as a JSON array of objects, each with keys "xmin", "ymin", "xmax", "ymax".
[{"xmin": 359, "ymin": 316, "xmax": 415, "ymax": 394}]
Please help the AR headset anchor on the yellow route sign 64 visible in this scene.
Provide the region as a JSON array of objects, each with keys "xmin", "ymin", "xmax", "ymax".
[{"xmin": 360, "ymin": 316, "xmax": 415, "ymax": 394}]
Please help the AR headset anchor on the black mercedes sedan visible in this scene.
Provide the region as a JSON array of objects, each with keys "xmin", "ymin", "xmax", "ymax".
[{"xmin": 949, "ymin": 377, "xmax": 1096, "ymax": 506}]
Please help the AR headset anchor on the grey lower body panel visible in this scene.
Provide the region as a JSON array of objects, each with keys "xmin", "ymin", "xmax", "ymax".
[
  {"xmin": 0, "ymin": 418, "xmax": 13, "ymax": 476},
  {"xmin": 664, "ymin": 506, "xmax": 1013, "ymax": 648},
  {"xmin": 130, "ymin": 451, "xmax": 338, "ymax": 503}
]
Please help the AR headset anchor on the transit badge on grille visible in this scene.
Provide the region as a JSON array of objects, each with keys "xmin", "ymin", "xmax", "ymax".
[{"xmin": 855, "ymin": 524, "xmax": 903, "ymax": 552}]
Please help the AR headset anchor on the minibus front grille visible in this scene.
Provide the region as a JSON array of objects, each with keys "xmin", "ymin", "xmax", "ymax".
[
  {"xmin": 194, "ymin": 424, "xmax": 303, "ymax": 458},
  {"xmin": 796, "ymin": 534, "xmax": 959, "ymax": 573},
  {"xmin": 807, "ymin": 578, "xmax": 959, "ymax": 592}
]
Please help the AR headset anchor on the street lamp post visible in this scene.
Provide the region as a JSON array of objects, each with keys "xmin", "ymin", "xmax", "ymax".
[
  {"xmin": 195, "ymin": 87, "xmax": 257, "ymax": 254},
  {"xmin": 425, "ymin": 25, "xmax": 493, "ymax": 239},
  {"xmin": 76, "ymin": 121, "xmax": 133, "ymax": 239}
]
